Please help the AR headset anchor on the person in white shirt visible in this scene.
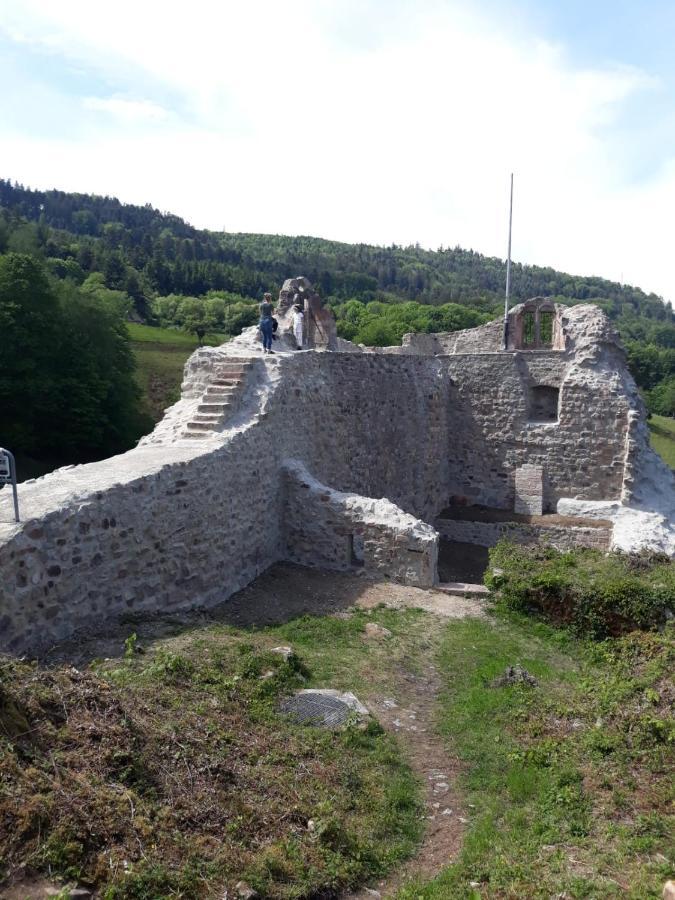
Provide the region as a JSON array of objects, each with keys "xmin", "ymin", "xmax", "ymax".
[{"xmin": 292, "ymin": 303, "xmax": 304, "ymax": 350}]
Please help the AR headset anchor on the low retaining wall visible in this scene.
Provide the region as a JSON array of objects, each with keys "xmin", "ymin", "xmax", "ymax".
[
  {"xmin": 284, "ymin": 461, "xmax": 438, "ymax": 587},
  {"xmin": 436, "ymin": 517, "xmax": 612, "ymax": 552}
]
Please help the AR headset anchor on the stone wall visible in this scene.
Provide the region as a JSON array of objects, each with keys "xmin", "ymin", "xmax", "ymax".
[
  {"xmin": 436, "ymin": 517, "xmax": 612, "ymax": 552},
  {"xmin": 271, "ymin": 353, "xmax": 450, "ymax": 522},
  {"xmin": 439, "ymin": 351, "xmax": 627, "ymax": 510},
  {"xmin": 397, "ymin": 318, "xmax": 505, "ymax": 354},
  {"xmin": 0, "ymin": 435, "xmax": 285, "ymax": 654},
  {"xmin": 1, "ymin": 299, "xmax": 672, "ymax": 654},
  {"xmin": 284, "ymin": 460, "xmax": 437, "ymax": 587},
  {"xmin": 0, "ymin": 352, "xmax": 448, "ymax": 653}
]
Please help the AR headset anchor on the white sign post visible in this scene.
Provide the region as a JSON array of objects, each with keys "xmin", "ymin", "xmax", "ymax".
[{"xmin": 0, "ymin": 448, "xmax": 20, "ymax": 523}]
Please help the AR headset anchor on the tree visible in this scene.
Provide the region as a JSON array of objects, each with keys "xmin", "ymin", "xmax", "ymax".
[
  {"xmin": 0, "ymin": 253, "xmax": 148, "ymax": 460},
  {"xmin": 49, "ymin": 282, "xmax": 149, "ymax": 456},
  {"xmin": 104, "ymin": 251, "xmax": 127, "ymax": 290},
  {"xmin": 7, "ymin": 223, "xmax": 42, "ymax": 256},
  {"xmin": 178, "ymin": 297, "xmax": 216, "ymax": 346},
  {"xmin": 0, "ymin": 253, "xmax": 60, "ymax": 451},
  {"xmin": 647, "ymin": 377, "xmax": 675, "ymax": 417},
  {"xmin": 151, "ymin": 294, "xmax": 184, "ymax": 327},
  {"xmin": 355, "ymin": 318, "xmax": 400, "ymax": 347},
  {"xmin": 222, "ymin": 301, "xmax": 257, "ymax": 335}
]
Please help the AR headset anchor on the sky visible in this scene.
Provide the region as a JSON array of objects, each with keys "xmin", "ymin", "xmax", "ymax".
[{"xmin": 1, "ymin": 0, "xmax": 674, "ymax": 303}]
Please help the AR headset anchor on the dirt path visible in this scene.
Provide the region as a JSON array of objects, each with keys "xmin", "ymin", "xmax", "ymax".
[
  {"xmin": 30, "ymin": 564, "xmax": 487, "ymax": 899},
  {"xmin": 347, "ymin": 656, "xmax": 466, "ymax": 900},
  {"xmin": 342, "ymin": 576, "xmax": 487, "ymax": 898}
]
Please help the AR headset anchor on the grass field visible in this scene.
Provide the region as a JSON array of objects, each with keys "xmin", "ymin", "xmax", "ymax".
[
  {"xmin": 401, "ymin": 618, "xmax": 673, "ymax": 899},
  {"xmin": 128, "ymin": 324, "xmax": 228, "ymax": 423},
  {"xmin": 650, "ymin": 414, "xmax": 675, "ymax": 469},
  {"xmin": 0, "ymin": 602, "xmax": 429, "ymax": 899},
  {"xmin": 0, "ymin": 559, "xmax": 675, "ymax": 900},
  {"xmin": 1, "ymin": 556, "xmax": 672, "ymax": 899}
]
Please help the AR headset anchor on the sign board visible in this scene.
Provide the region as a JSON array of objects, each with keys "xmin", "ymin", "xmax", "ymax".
[{"xmin": 0, "ymin": 448, "xmax": 20, "ymax": 522}]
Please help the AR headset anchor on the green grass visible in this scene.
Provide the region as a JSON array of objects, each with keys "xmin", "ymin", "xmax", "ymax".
[
  {"xmin": 0, "ymin": 608, "xmax": 427, "ymax": 899},
  {"xmin": 127, "ymin": 324, "xmax": 229, "ymax": 422},
  {"xmin": 650, "ymin": 414, "xmax": 675, "ymax": 469},
  {"xmin": 2, "ymin": 573, "xmax": 672, "ymax": 898},
  {"xmin": 127, "ymin": 323, "xmax": 228, "ymax": 346},
  {"xmin": 486, "ymin": 542, "xmax": 674, "ymax": 638},
  {"xmin": 399, "ymin": 616, "xmax": 674, "ymax": 899}
]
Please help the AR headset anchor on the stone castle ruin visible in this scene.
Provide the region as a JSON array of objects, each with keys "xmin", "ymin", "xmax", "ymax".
[
  {"xmin": 1, "ymin": 283, "xmax": 674, "ymax": 654},
  {"xmin": 275, "ymin": 276, "xmax": 338, "ymax": 351}
]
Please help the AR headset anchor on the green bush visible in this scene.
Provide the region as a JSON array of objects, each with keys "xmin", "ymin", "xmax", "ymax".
[{"xmin": 486, "ymin": 542, "xmax": 674, "ymax": 638}]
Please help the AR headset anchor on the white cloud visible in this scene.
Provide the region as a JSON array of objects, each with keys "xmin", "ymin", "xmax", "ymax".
[
  {"xmin": 0, "ymin": 0, "xmax": 674, "ymax": 302},
  {"xmin": 82, "ymin": 96, "xmax": 170, "ymax": 123}
]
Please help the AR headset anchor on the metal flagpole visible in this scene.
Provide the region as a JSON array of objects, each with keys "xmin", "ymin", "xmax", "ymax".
[{"xmin": 503, "ymin": 172, "xmax": 514, "ymax": 350}]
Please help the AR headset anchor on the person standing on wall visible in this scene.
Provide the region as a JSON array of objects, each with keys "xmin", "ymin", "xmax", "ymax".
[
  {"xmin": 292, "ymin": 302, "xmax": 304, "ymax": 351},
  {"xmin": 259, "ymin": 292, "xmax": 275, "ymax": 354}
]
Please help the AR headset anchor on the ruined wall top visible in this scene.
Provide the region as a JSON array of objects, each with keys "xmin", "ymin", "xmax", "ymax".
[
  {"xmin": 278, "ymin": 276, "xmax": 317, "ymax": 313},
  {"xmin": 276, "ymin": 276, "xmax": 338, "ymax": 351},
  {"xmin": 377, "ymin": 299, "xmax": 610, "ymax": 356},
  {"xmin": 506, "ymin": 298, "xmax": 565, "ymax": 351}
]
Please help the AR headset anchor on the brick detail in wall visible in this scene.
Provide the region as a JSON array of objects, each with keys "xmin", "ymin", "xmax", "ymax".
[{"xmin": 514, "ymin": 465, "xmax": 545, "ymax": 515}]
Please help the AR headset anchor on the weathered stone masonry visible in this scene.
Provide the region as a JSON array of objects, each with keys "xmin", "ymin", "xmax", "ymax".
[
  {"xmin": 0, "ymin": 352, "xmax": 449, "ymax": 652},
  {"xmin": 1, "ymin": 297, "xmax": 673, "ymax": 654}
]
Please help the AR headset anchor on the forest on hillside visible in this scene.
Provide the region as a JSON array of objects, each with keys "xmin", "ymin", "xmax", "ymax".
[{"xmin": 1, "ymin": 178, "xmax": 674, "ymax": 470}]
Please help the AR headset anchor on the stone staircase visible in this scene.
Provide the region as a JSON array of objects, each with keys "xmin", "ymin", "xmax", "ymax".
[{"xmin": 183, "ymin": 359, "xmax": 254, "ymax": 439}]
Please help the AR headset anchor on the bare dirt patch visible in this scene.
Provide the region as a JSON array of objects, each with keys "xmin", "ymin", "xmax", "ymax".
[{"xmin": 40, "ymin": 564, "xmax": 486, "ymax": 668}]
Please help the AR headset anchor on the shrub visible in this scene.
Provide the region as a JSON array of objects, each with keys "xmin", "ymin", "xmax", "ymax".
[{"xmin": 486, "ymin": 542, "xmax": 674, "ymax": 638}]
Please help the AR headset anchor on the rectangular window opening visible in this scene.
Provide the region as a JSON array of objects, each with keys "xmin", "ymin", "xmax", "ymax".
[
  {"xmin": 529, "ymin": 385, "xmax": 559, "ymax": 422},
  {"xmin": 523, "ymin": 311, "xmax": 536, "ymax": 346},
  {"xmin": 539, "ymin": 311, "xmax": 554, "ymax": 345}
]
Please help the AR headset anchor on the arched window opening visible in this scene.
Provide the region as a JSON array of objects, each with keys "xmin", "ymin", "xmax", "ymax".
[{"xmin": 508, "ymin": 299, "xmax": 564, "ymax": 351}]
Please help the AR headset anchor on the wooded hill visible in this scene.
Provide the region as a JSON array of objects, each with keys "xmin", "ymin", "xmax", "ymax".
[
  {"xmin": 1, "ymin": 177, "xmax": 674, "ymax": 418},
  {"xmin": 2, "ymin": 178, "xmax": 671, "ymax": 314}
]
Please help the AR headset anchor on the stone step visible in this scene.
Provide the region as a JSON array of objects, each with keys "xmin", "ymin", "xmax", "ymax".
[
  {"xmin": 198, "ymin": 402, "xmax": 230, "ymax": 413},
  {"xmin": 193, "ymin": 414, "xmax": 222, "ymax": 424},
  {"xmin": 185, "ymin": 421, "xmax": 215, "ymax": 432},
  {"xmin": 182, "ymin": 430, "xmax": 211, "ymax": 439},
  {"xmin": 435, "ymin": 582, "xmax": 490, "ymax": 597},
  {"xmin": 204, "ymin": 388, "xmax": 237, "ymax": 399}
]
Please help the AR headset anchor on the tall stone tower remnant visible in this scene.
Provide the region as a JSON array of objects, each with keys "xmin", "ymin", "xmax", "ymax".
[{"xmin": 276, "ymin": 276, "xmax": 337, "ymax": 351}]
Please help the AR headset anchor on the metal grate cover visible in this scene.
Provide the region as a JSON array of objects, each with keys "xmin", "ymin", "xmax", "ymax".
[{"xmin": 279, "ymin": 692, "xmax": 355, "ymax": 728}]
